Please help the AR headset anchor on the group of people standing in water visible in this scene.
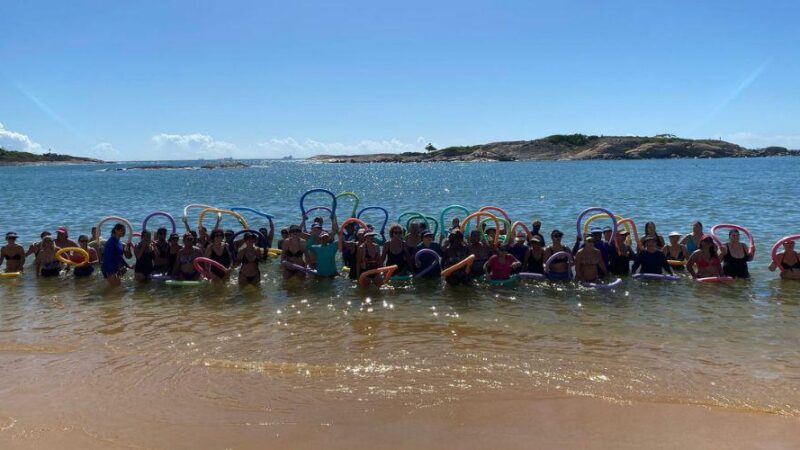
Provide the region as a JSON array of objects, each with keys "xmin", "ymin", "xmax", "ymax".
[{"xmin": 1, "ymin": 206, "xmax": 799, "ymax": 287}]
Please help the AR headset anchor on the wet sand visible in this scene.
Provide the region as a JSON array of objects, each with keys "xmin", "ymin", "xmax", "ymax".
[{"xmin": 1, "ymin": 384, "xmax": 798, "ymax": 449}]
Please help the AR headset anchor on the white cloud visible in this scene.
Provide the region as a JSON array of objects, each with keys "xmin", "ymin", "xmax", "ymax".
[
  {"xmin": 0, "ymin": 122, "xmax": 42, "ymax": 152},
  {"xmin": 256, "ymin": 137, "xmax": 427, "ymax": 158},
  {"xmin": 152, "ymin": 133, "xmax": 237, "ymax": 158},
  {"xmin": 725, "ymin": 132, "xmax": 800, "ymax": 150},
  {"xmin": 90, "ymin": 142, "xmax": 120, "ymax": 159}
]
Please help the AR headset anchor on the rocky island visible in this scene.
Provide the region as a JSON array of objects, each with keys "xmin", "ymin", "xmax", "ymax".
[
  {"xmin": 311, "ymin": 134, "xmax": 797, "ymax": 163},
  {"xmin": 0, "ymin": 148, "xmax": 104, "ymax": 165}
]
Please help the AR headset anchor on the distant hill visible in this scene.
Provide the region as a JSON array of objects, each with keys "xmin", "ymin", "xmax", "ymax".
[
  {"xmin": 311, "ymin": 134, "xmax": 798, "ymax": 163},
  {"xmin": 0, "ymin": 148, "xmax": 104, "ymax": 165}
]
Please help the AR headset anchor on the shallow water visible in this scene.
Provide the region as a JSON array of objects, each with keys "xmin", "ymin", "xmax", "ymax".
[{"xmin": 1, "ymin": 158, "xmax": 800, "ymax": 444}]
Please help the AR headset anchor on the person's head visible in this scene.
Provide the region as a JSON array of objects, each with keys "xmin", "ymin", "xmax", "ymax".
[
  {"xmin": 551, "ymin": 229, "xmax": 563, "ymax": 243},
  {"xmin": 645, "ymin": 221, "xmax": 657, "ymax": 236},
  {"xmin": 5, "ymin": 231, "xmax": 18, "ymax": 244},
  {"xmin": 224, "ymin": 229, "xmax": 235, "ymax": 242},
  {"xmin": 532, "ymin": 220, "xmax": 542, "ymax": 232},
  {"xmin": 244, "ymin": 232, "xmax": 257, "ymax": 247},
  {"xmin": 449, "ymin": 229, "xmax": 464, "ymax": 245},
  {"xmin": 90, "ymin": 227, "xmax": 97, "ymax": 237},
  {"xmin": 280, "ymin": 228, "xmax": 289, "ymax": 240},
  {"xmin": 311, "ymin": 222, "xmax": 322, "ymax": 235},
  {"xmin": 210, "ymin": 229, "xmax": 225, "ymax": 243},
  {"xmin": 198, "ymin": 226, "xmax": 208, "ymax": 238},
  {"xmin": 422, "ymin": 231, "xmax": 434, "ymax": 243},
  {"xmin": 190, "ymin": 230, "xmax": 198, "ymax": 240},
  {"xmin": 514, "ymin": 232, "xmax": 526, "ymax": 244},
  {"xmin": 469, "ymin": 229, "xmax": 481, "ymax": 244},
  {"xmin": 356, "ymin": 228, "xmax": 366, "ymax": 243},
  {"xmin": 485, "ymin": 227, "xmax": 496, "ymax": 238},
  {"xmin": 668, "ymin": 231, "xmax": 681, "ymax": 244},
  {"xmin": 451, "ymin": 217, "xmax": 460, "ymax": 228},
  {"xmin": 530, "ymin": 235, "xmax": 542, "ymax": 248},
  {"xmin": 783, "ymin": 240, "xmax": 796, "ymax": 251},
  {"xmin": 112, "ymin": 223, "xmax": 126, "ymax": 238},
  {"xmin": 289, "ymin": 224, "xmax": 302, "ymax": 238},
  {"xmin": 590, "ymin": 227, "xmax": 602, "ymax": 241},
  {"xmin": 313, "ymin": 216, "xmax": 324, "ymax": 226},
  {"xmin": 141, "ymin": 230, "xmax": 151, "ymax": 242},
  {"xmin": 258, "ymin": 227, "xmax": 269, "ymax": 237},
  {"xmin": 40, "ymin": 231, "xmax": 51, "ymax": 240},
  {"xmin": 319, "ymin": 232, "xmax": 331, "ymax": 245},
  {"xmin": 602, "ymin": 226, "xmax": 612, "ymax": 241},
  {"xmin": 364, "ymin": 231, "xmax": 376, "ymax": 243},
  {"xmin": 156, "ymin": 227, "xmax": 167, "ymax": 240},
  {"xmin": 728, "ymin": 229, "xmax": 741, "ymax": 244},
  {"xmin": 700, "ymin": 234, "xmax": 717, "ymax": 255},
  {"xmin": 57, "ymin": 226, "xmax": 68, "ymax": 239},
  {"xmin": 692, "ymin": 221, "xmax": 703, "ymax": 235},
  {"xmin": 182, "ymin": 232, "xmax": 195, "ymax": 247},
  {"xmin": 409, "ymin": 222, "xmax": 420, "ymax": 234},
  {"xmin": 616, "ymin": 230, "xmax": 629, "ymax": 244},
  {"xmin": 78, "ymin": 234, "xmax": 89, "ymax": 248},
  {"xmin": 168, "ymin": 233, "xmax": 180, "ymax": 246},
  {"xmin": 419, "ymin": 222, "xmax": 428, "ymax": 232},
  {"xmin": 389, "ymin": 224, "xmax": 404, "ymax": 240},
  {"xmin": 585, "ymin": 235, "xmax": 596, "ymax": 249}
]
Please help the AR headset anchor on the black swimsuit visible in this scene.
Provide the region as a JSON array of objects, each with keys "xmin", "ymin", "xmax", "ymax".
[
  {"xmin": 208, "ymin": 247, "xmax": 231, "ymax": 278},
  {"xmin": 386, "ymin": 244, "xmax": 409, "ymax": 275},
  {"xmin": 722, "ymin": 243, "xmax": 750, "ymax": 279},
  {"xmin": 134, "ymin": 244, "xmax": 155, "ymax": 277},
  {"xmin": 781, "ymin": 253, "xmax": 800, "ymax": 271}
]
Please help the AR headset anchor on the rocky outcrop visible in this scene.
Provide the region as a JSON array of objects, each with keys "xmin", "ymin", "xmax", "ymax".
[{"xmin": 310, "ymin": 135, "xmax": 797, "ymax": 163}]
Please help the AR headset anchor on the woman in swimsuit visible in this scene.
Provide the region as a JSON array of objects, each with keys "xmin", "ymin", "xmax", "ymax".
[
  {"xmin": 35, "ymin": 236, "xmax": 62, "ymax": 277},
  {"xmin": 205, "ymin": 229, "xmax": 232, "ymax": 283},
  {"xmin": 608, "ymin": 230, "xmax": 635, "ymax": 276},
  {"xmin": 719, "ymin": 229, "xmax": 754, "ymax": 279},
  {"xmin": 680, "ymin": 221, "xmax": 704, "ymax": 254},
  {"xmin": 524, "ymin": 235, "xmax": 546, "ymax": 274},
  {"xmin": 152, "ymin": 228, "xmax": 171, "ymax": 274},
  {"xmin": 769, "ymin": 239, "xmax": 800, "ymax": 280},
  {"xmin": 72, "ymin": 235, "xmax": 99, "ymax": 278},
  {"xmin": 543, "ymin": 229, "xmax": 572, "ymax": 280},
  {"xmin": 405, "ymin": 222, "xmax": 422, "ymax": 252},
  {"xmin": 483, "ymin": 245, "xmax": 521, "ymax": 281},
  {"xmin": 382, "ymin": 224, "xmax": 412, "ymax": 276},
  {"xmin": 442, "ymin": 229, "xmax": 472, "ymax": 285},
  {"xmin": 687, "ymin": 235, "xmax": 723, "ymax": 279},
  {"xmin": 1, "ymin": 231, "xmax": 26, "ymax": 273},
  {"xmin": 468, "ymin": 230, "xmax": 493, "ymax": 276},
  {"xmin": 357, "ymin": 232, "xmax": 385, "ymax": 286},
  {"xmin": 235, "ymin": 233, "xmax": 263, "ymax": 286},
  {"xmin": 133, "ymin": 230, "xmax": 158, "ymax": 282},
  {"xmin": 281, "ymin": 224, "xmax": 308, "ymax": 280},
  {"xmin": 172, "ymin": 232, "xmax": 203, "ymax": 281},
  {"xmin": 642, "ymin": 222, "xmax": 665, "ymax": 248},
  {"xmin": 662, "ymin": 231, "xmax": 690, "ymax": 270}
]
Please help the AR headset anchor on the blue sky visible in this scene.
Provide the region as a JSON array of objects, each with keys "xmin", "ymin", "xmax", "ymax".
[{"xmin": 1, "ymin": 0, "xmax": 798, "ymax": 160}]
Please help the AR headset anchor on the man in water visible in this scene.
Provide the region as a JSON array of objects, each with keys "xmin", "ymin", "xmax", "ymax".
[{"xmin": 575, "ymin": 236, "xmax": 607, "ymax": 283}]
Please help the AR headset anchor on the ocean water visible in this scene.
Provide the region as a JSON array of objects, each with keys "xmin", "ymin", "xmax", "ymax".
[{"xmin": 1, "ymin": 157, "xmax": 799, "ymax": 440}]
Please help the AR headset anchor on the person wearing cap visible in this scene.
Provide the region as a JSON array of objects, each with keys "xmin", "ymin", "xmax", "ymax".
[
  {"xmin": 309, "ymin": 216, "xmax": 339, "ymax": 278},
  {"xmin": 642, "ymin": 222, "xmax": 665, "ymax": 248},
  {"xmin": 544, "ymin": 229, "xmax": 572, "ymax": 280},
  {"xmin": 72, "ymin": 234, "xmax": 99, "ymax": 278},
  {"xmin": 383, "ymin": 224, "xmax": 412, "ymax": 276},
  {"xmin": 524, "ymin": 235, "xmax": 546, "ymax": 275},
  {"xmin": 102, "ymin": 223, "xmax": 132, "ymax": 285},
  {"xmin": 575, "ymin": 236, "xmax": 607, "ymax": 282},
  {"xmin": 467, "ymin": 229, "xmax": 493, "ymax": 276},
  {"xmin": 573, "ymin": 227, "xmax": 610, "ymax": 268},
  {"xmin": 1, "ymin": 231, "xmax": 26, "ymax": 273},
  {"xmin": 415, "ymin": 231, "xmax": 443, "ymax": 278},
  {"xmin": 602, "ymin": 226, "xmax": 613, "ymax": 244},
  {"xmin": 34, "ymin": 235, "xmax": 63, "ymax": 277},
  {"xmin": 55, "ymin": 226, "xmax": 78, "ymax": 250},
  {"xmin": 508, "ymin": 232, "xmax": 528, "ymax": 265},
  {"xmin": 608, "ymin": 230, "xmax": 636, "ymax": 276},
  {"xmin": 719, "ymin": 229, "xmax": 755, "ymax": 279},
  {"xmin": 443, "ymin": 228, "xmax": 472, "ymax": 285},
  {"xmin": 687, "ymin": 235, "xmax": 722, "ymax": 279},
  {"xmin": 172, "ymin": 232, "xmax": 203, "ymax": 281},
  {"xmin": 663, "ymin": 232, "xmax": 689, "ymax": 270},
  {"xmin": 235, "ymin": 232, "xmax": 265, "ymax": 285},
  {"xmin": 483, "ymin": 244, "xmax": 521, "ymax": 281},
  {"xmin": 768, "ymin": 240, "xmax": 800, "ymax": 280},
  {"xmin": 632, "ymin": 236, "xmax": 674, "ymax": 276},
  {"xmin": 281, "ymin": 224, "xmax": 309, "ymax": 280},
  {"xmin": 357, "ymin": 231, "xmax": 385, "ymax": 285}
]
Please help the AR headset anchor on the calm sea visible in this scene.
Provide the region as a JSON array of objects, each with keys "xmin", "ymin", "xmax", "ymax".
[{"xmin": 1, "ymin": 157, "xmax": 799, "ymax": 427}]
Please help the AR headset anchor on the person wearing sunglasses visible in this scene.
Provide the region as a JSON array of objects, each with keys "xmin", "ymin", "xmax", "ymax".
[
  {"xmin": 172, "ymin": 232, "xmax": 203, "ymax": 281},
  {"xmin": 687, "ymin": 235, "xmax": 723, "ymax": 279},
  {"xmin": 73, "ymin": 235, "xmax": 99, "ymax": 278},
  {"xmin": 544, "ymin": 229, "xmax": 572, "ymax": 280},
  {"xmin": 1, "ymin": 231, "xmax": 26, "ymax": 273}
]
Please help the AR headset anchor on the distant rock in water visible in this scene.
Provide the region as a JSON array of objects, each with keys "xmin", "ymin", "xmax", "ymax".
[
  {"xmin": 310, "ymin": 135, "xmax": 798, "ymax": 163},
  {"xmin": 200, "ymin": 160, "xmax": 249, "ymax": 169}
]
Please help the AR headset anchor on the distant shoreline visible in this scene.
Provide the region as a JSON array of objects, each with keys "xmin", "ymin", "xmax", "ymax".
[{"xmin": 310, "ymin": 134, "xmax": 798, "ymax": 163}]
